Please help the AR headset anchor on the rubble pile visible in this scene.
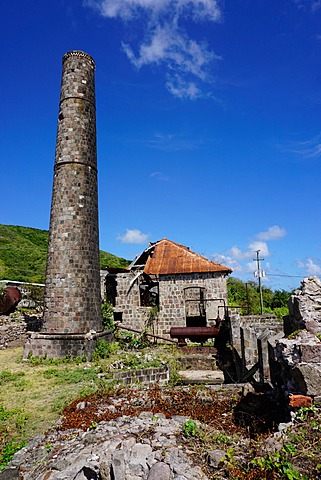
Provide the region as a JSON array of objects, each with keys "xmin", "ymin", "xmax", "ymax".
[{"xmin": 270, "ymin": 276, "xmax": 321, "ymax": 404}]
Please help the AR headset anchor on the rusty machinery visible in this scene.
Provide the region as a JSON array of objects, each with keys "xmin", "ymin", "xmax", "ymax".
[
  {"xmin": 170, "ymin": 297, "xmax": 228, "ymax": 346},
  {"xmin": 0, "ymin": 286, "xmax": 22, "ymax": 315}
]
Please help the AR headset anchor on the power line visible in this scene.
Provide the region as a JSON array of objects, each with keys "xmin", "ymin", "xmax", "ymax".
[{"xmin": 265, "ymin": 273, "xmax": 303, "ymax": 278}]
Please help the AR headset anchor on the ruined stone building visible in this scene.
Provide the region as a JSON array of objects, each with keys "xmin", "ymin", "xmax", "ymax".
[{"xmin": 103, "ymin": 239, "xmax": 232, "ymax": 338}]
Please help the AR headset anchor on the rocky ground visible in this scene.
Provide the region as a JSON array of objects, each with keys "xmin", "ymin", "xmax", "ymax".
[{"xmin": 2, "ymin": 383, "xmax": 321, "ymax": 480}]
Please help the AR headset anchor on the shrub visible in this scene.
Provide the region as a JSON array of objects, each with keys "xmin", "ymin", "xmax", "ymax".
[{"xmin": 101, "ymin": 302, "xmax": 114, "ymax": 330}]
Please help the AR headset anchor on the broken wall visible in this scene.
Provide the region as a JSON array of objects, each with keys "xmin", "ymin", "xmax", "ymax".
[{"xmin": 108, "ymin": 271, "xmax": 228, "ymax": 338}]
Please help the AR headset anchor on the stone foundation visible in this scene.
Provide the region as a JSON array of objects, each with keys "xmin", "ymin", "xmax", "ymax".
[
  {"xmin": 23, "ymin": 330, "xmax": 113, "ymax": 360},
  {"xmin": 113, "ymin": 367, "xmax": 169, "ymax": 387}
]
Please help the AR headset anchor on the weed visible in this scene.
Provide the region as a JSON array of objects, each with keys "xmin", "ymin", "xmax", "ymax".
[
  {"xmin": 288, "ymin": 330, "xmax": 303, "ymax": 340},
  {"xmin": 92, "ymin": 339, "xmax": 113, "ymax": 360},
  {"xmin": 213, "ymin": 432, "xmax": 231, "ymax": 445},
  {"xmin": 42, "ymin": 367, "xmax": 97, "ymax": 384},
  {"xmin": 296, "ymin": 405, "xmax": 315, "ymax": 421},
  {"xmin": 182, "ymin": 420, "xmax": 198, "ymax": 437},
  {"xmin": 116, "ymin": 331, "xmax": 150, "ymax": 350},
  {"xmin": 0, "ymin": 371, "xmax": 25, "ymax": 384},
  {"xmin": 27, "ymin": 353, "xmax": 88, "ymax": 366},
  {"xmin": 0, "ymin": 440, "xmax": 26, "ymax": 471},
  {"xmin": 251, "ymin": 451, "xmax": 306, "ymax": 480},
  {"xmin": 101, "ymin": 302, "xmax": 114, "ymax": 330}
]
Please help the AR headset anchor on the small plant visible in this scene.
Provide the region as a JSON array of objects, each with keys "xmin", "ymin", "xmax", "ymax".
[
  {"xmin": 288, "ymin": 329, "xmax": 303, "ymax": 340},
  {"xmin": 101, "ymin": 302, "xmax": 114, "ymax": 330},
  {"xmin": 182, "ymin": 420, "xmax": 198, "ymax": 437},
  {"xmin": 0, "ymin": 440, "xmax": 26, "ymax": 471},
  {"xmin": 42, "ymin": 366, "xmax": 98, "ymax": 385},
  {"xmin": 92, "ymin": 339, "xmax": 112, "ymax": 360},
  {"xmin": 213, "ymin": 432, "xmax": 231, "ymax": 445},
  {"xmin": 89, "ymin": 421, "xmax": 98, "ymax": 430},
  {"xmin": 296, "ymin": 405, "xmax": 315, "ymax": 421},
  {"xmin": 116, "ymin": 331, "xmax": 150, "ymax": 350},
  {"xmin": 0, "ymin": 371, "xmax": 25, "ymax": 385},
  {"xmin": 251, "ymin": 451, "xmax": 304, "ymax": 480}
]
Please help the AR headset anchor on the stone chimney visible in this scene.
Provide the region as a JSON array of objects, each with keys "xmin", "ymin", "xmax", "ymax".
[{"xmin": 24, "ymin": 51, "xmax": 109, "ymax": 359}]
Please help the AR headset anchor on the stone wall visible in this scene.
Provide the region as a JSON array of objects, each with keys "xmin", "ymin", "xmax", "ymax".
[
  {"xmin": 113, "ymin": 366, "xmax": 169, "ymax": 386},
  {"xmin": 112, "ymin": 272, "xmax": 228, "ymax": 339},
  {"xmin": 112, "ymin": 272, "xmax": 152, "ymax": 331},
  {"xmin": 0, "ymin": 314, "xmax": 42, "ymax": 349},
  {"xmin": 157, "ymin": 273, "xmax": 227, "ymax": 337},
  {"xmin": 229, "ymin": 312, "xmax": 283, "ymax": 382}
]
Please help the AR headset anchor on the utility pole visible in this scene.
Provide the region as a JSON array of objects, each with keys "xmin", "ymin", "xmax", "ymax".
[{"xmin": 254, "ymin": 250, "xmax": 265, "ymax": 315}]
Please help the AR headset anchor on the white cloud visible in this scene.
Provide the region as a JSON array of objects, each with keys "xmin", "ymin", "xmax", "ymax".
[
  {"xmin": 166, "ymin": 76, "xmax": 204, "ymax": 100},
  {"xmin": 86, "ymin": 0, "xmax": 221, "ymax": 21},
  {"xmin": 227, "ymin": 241, "xmax": 270, "ymax": 260},
  {"xmin": 150, "ymin": 171, "xmax": 169, "ymax": 181},
  {"xmin": 85, "ymin": 0, "xmax": 222, "ymax": 99},
  {"xmin": 298, "ymin": 257, "xmax": 321, "ymax": 276},
  {"xmin": 286, "ymin": 132, "xmax": 321, "ymax": 159},
  {"xmin": 228, "ymin": 245, "xmax": 251, "ymax": 260},
  {"xmin": 117, "ymin": 229, "xmax": 149, "ymax": 244},
  {"xmin": 248, "ymin": 241, "xmax": 270, "ymax": 257},
  {"xmin": 257, "ymin": 225, "xmax": 287, "ymax": 241}
]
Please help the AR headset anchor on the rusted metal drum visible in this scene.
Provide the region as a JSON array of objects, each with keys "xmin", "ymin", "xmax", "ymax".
[
  {"xmin": 170, "ymin": 325, "xmax": 220, "ymax": 345},
  {"xmin": 0, "ymin": 286, "xmax": 22, "ymax": 315}
]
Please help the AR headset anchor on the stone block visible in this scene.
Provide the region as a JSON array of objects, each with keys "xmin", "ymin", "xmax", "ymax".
[
  {"xmin": 300, "ymin": 343, "xmax": 321, "ymax": 363},
  {"xmin": 147, "ymin": 462, "xmax": 171, "ymax": 480},
  {"xmin": 291, "ymin": 363, "xmax": 321, "ymax": 396}
]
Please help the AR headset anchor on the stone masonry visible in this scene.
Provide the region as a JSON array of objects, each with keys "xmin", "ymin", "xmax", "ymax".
[
  {"xmin": 113, "ymin": 271, "xmax": 228, "ymax": 338},
  {"xmin": 24, "ymin": 51, "xmax": 106, "ymax": 359}
]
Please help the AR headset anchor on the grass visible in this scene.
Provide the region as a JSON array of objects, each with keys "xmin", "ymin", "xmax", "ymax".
[
  {"xmin": 0, "ymin": 347, "xmax": 88, "ymax": 440},
  {"xmin": 0, "ymin": 341, "xmax": 177, "ymax": 470}
]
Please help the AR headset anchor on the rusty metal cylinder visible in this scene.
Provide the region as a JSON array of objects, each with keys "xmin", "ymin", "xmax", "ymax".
[
  {"xmin": 170, "ymin": 326, "xmax": 220, "ymax": 343},
  {"xmin": 0, "ymin": 286, "xmax": 22, "ymax": 315}
]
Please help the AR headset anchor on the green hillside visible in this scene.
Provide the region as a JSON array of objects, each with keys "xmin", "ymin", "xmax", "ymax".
[{"xmin": 0, "ymin": 225, "xmax": 130, "ymax": 284}]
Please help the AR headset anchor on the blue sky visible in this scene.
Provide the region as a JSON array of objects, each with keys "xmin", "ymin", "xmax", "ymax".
[{"xmin": 1, "ymin": 0, "xmax": 321, "ymax": 291}]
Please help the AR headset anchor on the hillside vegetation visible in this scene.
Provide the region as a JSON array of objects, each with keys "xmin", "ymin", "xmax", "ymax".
[{"xmin": 0, "ymin": 224, "xmax": 130, "ymax": 283}]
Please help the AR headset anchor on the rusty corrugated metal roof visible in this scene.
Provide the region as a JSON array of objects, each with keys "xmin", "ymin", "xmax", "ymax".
[{"xmin": 143, "ymin": 239, "xmax": 232, "ymax": 275}]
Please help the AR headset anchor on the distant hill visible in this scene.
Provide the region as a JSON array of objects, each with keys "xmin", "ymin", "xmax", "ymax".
[{"xmin": 0, "ymin": 225, "xmax": 130, "ymax": 284}]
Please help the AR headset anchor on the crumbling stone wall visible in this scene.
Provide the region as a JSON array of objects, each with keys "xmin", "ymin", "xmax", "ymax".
[
  {"xmin": 0, "ymin": 314, "xmax": 42, "ymax": 349},
  {"xmin": 112, "ymin": 272, "xmax": 228, "ymax": 338},
  {"xmin": 229, "ymin": 312, "xmax": 283, "ymax": 382},
  {"xmin": 285, "ymin": 276, "xmax": 321, "ymax": 336},
  {"xmin": 268, "ymin": 276, "xmax": 321, "ymax": 400}
]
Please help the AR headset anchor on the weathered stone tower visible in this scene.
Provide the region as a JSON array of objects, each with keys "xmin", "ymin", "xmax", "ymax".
[{"xmin": 24, "ymin": 51, "xmax": 108, "ymax": 359}]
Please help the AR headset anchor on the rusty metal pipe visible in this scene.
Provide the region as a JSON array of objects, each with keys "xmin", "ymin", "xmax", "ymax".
[
  {"xmin": 114, "ymin": 323, "xmax": 178, "ymax": 344},
  {"xmin": 169, "ymin": 325, "xmax": 221, "ymax": 346}
]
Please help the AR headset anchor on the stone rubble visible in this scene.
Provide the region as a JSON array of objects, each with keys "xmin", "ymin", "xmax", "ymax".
[
  {"xmin": 270, "ymin": 276, "xmax": 321, "ymax": 399},
  {"xmin": 286, "ymin": 276, "xmax": 321, "ymax": 335},
  {"xmin": 2, "ymin": 412, "xmax": 210, "ymax": 480}
]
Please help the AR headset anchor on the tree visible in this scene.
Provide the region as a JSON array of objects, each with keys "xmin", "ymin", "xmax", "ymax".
[{"xmin": 227, "ymin": 277, "xmax": 291, "ymax": 316}]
